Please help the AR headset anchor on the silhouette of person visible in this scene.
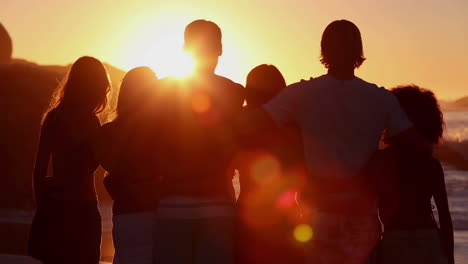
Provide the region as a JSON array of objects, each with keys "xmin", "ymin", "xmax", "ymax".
[
  {"xmin": 150, "ymin": 19, "xmax": 245, "ymax": 264},
  {"xmin": 0, "ymin": 23, "xmax": 12, "ymax": 64},
  {"xmin": 93, "ymin": 66, "xmax": 158, "ymax": 264},
  {"xmin": 234, "ymin": 64, "xmax": 306, "ymax": 264},
  {"xmin": 368, "ymin": 85, "xmax": 454, "ymax": 264},
  {"xmin": 28, "ymin": 56, "xmax": 110, "ymax": 264},
  {"xmin": 235, "ymin": 20, "xmax": 429, "ymax": 264}
]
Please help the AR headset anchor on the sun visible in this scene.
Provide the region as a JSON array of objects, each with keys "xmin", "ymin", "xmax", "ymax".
[
  {"xmin": 121, "ymin": 19, "xmax": 195, "ymax": 79},
  {"xmin": 117, "ymin": 17, "xmax": 244, "ymax": 83}
]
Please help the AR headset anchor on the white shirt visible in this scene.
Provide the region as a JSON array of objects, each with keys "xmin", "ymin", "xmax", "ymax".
[{"xmin": 263, "ymin": 74, "xmax": 412, "ymax": 179}]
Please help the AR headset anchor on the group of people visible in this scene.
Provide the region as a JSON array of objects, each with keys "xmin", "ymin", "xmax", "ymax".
[{"xmin": 27, "ymin": 19, "xmax": 454, "ymax": 264}]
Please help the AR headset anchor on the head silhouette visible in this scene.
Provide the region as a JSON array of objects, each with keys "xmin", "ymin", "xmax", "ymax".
[
  {"xmin": 116, "ymin": 66, "xmax": 157, "ymax": 120},
  {"xmin": 391, "ymin": 85, "xmax": 444, "ymax": 145},
  {"xmin": 184, "ymin": 19, "xmax": 222, "ymax": 74},
  {"xmin": 320, "ymin": 20, "xmax": 365, "ymax": 70},
  {"xmin": 51, "ymin": 56, "xmax": 110, "ymax": 115},
  {"xmin": 0, "ymin": 23, "xmax": 13, "ymax": 64},
  {"xmin": 245, "ymin": 64, "xmax": 286, "ymax": 107}
]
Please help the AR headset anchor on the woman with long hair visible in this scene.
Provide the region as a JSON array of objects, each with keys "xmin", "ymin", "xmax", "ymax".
[
  {"xmin": 28, "ymin": 56, "xmax": 110, "ymax": 264},
  {"xmin": 235, "ymin": 64, "xmax": 306, "ymax": 264},
  {"xmin": 93, "ymin": 66, "xmax": 158, "ymax": 264}
]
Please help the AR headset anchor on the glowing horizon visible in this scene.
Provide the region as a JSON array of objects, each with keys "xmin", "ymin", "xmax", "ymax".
[{"xmin": 2, "ymin": 0, "xmax": 468, "ymax": 100}]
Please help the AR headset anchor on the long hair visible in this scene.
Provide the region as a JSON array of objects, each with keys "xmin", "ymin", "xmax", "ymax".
[
  {"xmin": 49, "ymin": 56, "xmax": 110, "ymax": 116},
  {"xmin": 115, "ymin": 66, "xmax": 157, "ymax": 120},
  {"xmin": 391, "ymin": 85, "xmax": 445, "ymax": 145},
  {"xmin": 245, "ymin": 64, "xmax": 286, "ymax": 107},
  {"xmin": 320, "ymin": 20, "xmax": 366, "ymax": 69}
]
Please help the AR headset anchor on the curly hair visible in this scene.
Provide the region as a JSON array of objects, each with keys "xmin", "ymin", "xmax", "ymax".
[{"xmin": 391, "ymin": 85, "xmax": 445, "ymax": 145}]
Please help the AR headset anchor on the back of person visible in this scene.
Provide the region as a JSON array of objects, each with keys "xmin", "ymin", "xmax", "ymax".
[
  {"xmin": 284, "ymin": 75, "xmax": 406, "ymax": 180},
  {"xmin": 155, "ymin": 74, "xmax": 244, "ymax": 199},
  {"xmin": 372, "ymin": 85, "xmax": 454, "ymax": 264},
  {"xmin": 235, "ymin": 65, "xmax": 305, "ymax": 264},
  {"xmin": 95, "ymin": 67, "xmax": 158, "ymax": 215},
  {"xmin": 44, "ymin": 109, "xmax": 101, "ymax": 200},
  {"xmin": 94, "ymin": 66, "xmax": 158, "ymax": 264},
  {"xmin": 259, "ymin": 20, "xmax": 413, "ymax": 264},
  {"xmin": 151, "ymin": 20, "xmax": 244, "ymax": 264},
  {"xmin": 375, "ymin": 148, "xmax": 438, "ymax": 229},
  {"xmin": 28, "ymin": 56, "xmax": 109, "ymax": 264}
]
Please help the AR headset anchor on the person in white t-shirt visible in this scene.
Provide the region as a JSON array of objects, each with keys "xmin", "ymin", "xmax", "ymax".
[{"xmin": 237, "ymin": 20, "xmax": 427, "ymax": 264}]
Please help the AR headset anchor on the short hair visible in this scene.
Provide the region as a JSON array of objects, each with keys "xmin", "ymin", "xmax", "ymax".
[
  {"xmin": 320, "ymin": 20, "xmax": 366, "ymax": 69},
  {"xmin": 184, "ymin": 19, "xmax": 222, "ymax": 56},
  {"xmin": 245, "ymin": 64, "xmax": 286, "ymax": 107},
  {"xmin": 391, "ymin": 85, "xmax": 444, "ymax": 145}
]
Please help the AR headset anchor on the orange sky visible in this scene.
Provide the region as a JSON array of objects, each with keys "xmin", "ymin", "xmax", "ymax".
[{"xmin": 2, "ymin": 0, "xmax": 468, "ymax": 99}]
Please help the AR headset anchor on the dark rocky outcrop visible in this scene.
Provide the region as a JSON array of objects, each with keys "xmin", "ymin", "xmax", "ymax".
[
  {"xmin": 441, "ymin": 96, "xmax": 468, "ymax": 111},
  {"xmin": 0, "ymin": 23, "xmax": 13, "ymax": 64}
]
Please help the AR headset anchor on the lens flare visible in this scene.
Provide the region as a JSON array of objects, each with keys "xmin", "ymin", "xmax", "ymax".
[
  {"xmin": 249, "ymin": 153, "xmax": 280, "ymax": 185},
  {"xmin": 191, "ymin": 93, "xmax": 211, "ymax": 113},
  {"xmin": 276, "ymin": 189, "xmax": 297, "ymax": 210},
  {"xmin": 294, "ymin": 224, "xmax": 313, "ymax": 242}
]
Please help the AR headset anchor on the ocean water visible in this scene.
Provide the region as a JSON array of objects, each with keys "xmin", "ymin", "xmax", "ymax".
[
  {"xmin": 441, "ymin": 111, "xmax": 468, "ymax": 263},
  {"xmin": 444, "ymin": 112, "xmax": 468, "ymax": 143},
  {"xmin": 443, "ymin": 111, "xmax": 468, "ymax": 231}
]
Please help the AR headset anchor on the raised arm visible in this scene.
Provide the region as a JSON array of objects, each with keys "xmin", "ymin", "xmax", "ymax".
[
  {"xmin": 234, "ymin": 83, "xmax": 303, "ymax": 136},
  {"xmin": 32, "ymin": 116, "xmax": 53, "ymax": 207},
  {"xmin": 433, "ymin": 161, "xmax": 454, "ymax": 264}
]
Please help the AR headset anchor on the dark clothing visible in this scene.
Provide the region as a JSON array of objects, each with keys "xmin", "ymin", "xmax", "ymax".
[
  {"xmin": 96, "ymin": 121, "xmax": 159, "ymax": 215},
  {"xmin": 235, "ymin": 120, "xmax": 306, "ymax": 264},
  {"xmin": 154, "ymin": 217, "xmax": 234, "ymax": 264},
  {"xmin": 370, "ymin": 147, "xmax": 454, "ymax": 264},
  {"xmin": 33, "ymin": 110, "xmax": 101, "ymax": 201},
  {"xmin": 373, "ymin": 147, "xmax": 439, "ymax": 230},
  {"xmin": 377, "ymin": 229, "xmax": 448, "ymax": 264},
  {"xmin": 28, "ymin": 109, "xmax": 102, "ymax": 263},
  {"xmin": 28, "ymin": 198, "xmax": 101, "ymax": 264},
  {"xmin": 146, "ymin": 75, "xmax": 245, "ymax": 200}
]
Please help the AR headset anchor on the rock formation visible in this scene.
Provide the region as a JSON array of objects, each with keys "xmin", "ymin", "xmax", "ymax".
[{"xmin": 0, "ymin": 23, "xmax": 13, "ymax": 64}]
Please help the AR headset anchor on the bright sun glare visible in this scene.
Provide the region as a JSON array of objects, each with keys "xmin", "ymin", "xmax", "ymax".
[{"xmin": 122, "ymin": 19, "xmax": 195, "ymax": 78}]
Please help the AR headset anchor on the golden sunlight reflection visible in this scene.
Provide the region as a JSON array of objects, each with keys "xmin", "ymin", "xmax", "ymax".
[
  {"xmin": 121, "ymin": 18, "xmax": 195, "ymax": 78},
  {"xmin": 294, "ymin": 224, "xmax": 313, "ymax": 243},
  {"xmin": 191, "ymin": 92, "xmax": 211, "ymax": 113},
  {"xmin": 276, "ymin": 189, "xmax": 297, "ymax": 210}
]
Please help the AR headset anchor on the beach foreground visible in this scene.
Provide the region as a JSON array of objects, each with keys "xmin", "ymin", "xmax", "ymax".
[{"xmin": 0, "ymin": 232, "xmax": 467, "ymax": 263}]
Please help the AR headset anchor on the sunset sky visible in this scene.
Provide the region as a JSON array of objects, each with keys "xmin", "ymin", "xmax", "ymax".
[{"xmin": 2, "ymin": 0, "xmax": 467, "ymax": 99}]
